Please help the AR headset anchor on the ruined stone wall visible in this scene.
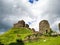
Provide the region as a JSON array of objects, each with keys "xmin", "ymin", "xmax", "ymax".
[
  {"xmin": 32, "ymin": 28, "xmax": 35, "ymax": 32},
  {"xmin": 14, "ymin": 20, "xmax": 29, "ymax": 28},
  {"xmin": 14, "ymin": 20, "xmax": 25, "ymax": 28},
  {"xmin": 18, "ymin": 20, "xmax": 25, "ymax": 27},
  {"xmin": 25, "ymin": 24, "xmax": 29, "ymax": 28}
]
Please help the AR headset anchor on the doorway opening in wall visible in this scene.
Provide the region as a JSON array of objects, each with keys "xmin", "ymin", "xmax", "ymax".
[{"xmin": 46, "ymin": 30, "xmax": 48, "ymax": 34}]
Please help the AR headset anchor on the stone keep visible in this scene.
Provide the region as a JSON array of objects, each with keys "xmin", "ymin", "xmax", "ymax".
[{"xmin": 39, "ymin": 20, "xmax": 50, "ymax": 34}]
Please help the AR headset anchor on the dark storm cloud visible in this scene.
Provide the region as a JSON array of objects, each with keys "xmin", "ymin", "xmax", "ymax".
[
  {"xmin": 0, "ymin": 0, "xmax": 29, "ymax": 32},
  {"xmin": 0, "ymin": 0, "xmax": 14, "ymax": 32}
]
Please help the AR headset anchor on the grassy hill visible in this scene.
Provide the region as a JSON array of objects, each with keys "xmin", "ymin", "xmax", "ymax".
[
  {"xmin": 0, "ymin": 27, "xmax": 33, "ymax": 45},
  {"xmin": 0, "ymin": 27, "xmax": 60, "ymax": 45}
]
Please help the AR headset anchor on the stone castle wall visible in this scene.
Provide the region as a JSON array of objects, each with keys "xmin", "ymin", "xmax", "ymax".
[{"xmin": 14, "ymin": 20, "xmax": 29, "ymax": 28}]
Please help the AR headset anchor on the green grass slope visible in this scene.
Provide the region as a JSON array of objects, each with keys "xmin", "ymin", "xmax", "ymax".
[
  {"xmin": 0, "ymin": 27, "xmax": 33, "ymax": 45},
  {"xmin": 25, "ymin": 36, "xmax": 60, "ymax": 45},
  {"xmin": 0, "ymin": 27, "xmax": 60, "ymax": 45}
]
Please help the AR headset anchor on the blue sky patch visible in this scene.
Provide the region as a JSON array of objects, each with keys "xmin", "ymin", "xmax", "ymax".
[
  {"xmin": 28, "ymin": 22, "xmax": 32, "ymax": 25},
  {"xmin": 29, "ymin": 0, "xmax": 39, "ymax": 4},
  {"xmin": 29, "ymin": 0, "xmax": 34, "ymax": 3}
]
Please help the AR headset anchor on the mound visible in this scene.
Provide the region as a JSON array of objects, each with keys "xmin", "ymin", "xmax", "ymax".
[{"xmin": 0, "ymin": 27, "xmax": 33, "ymax": 45}]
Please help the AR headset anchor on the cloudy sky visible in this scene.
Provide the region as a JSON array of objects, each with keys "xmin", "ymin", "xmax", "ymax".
[{"xmin": 0, "ymin": 0, "xmax": 60, "ymax": 33}]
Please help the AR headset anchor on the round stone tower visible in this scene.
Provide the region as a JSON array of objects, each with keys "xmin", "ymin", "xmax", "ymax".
[{"xmin": 39, "ymin": 20, "xmax": 50, "ymax": 34}]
